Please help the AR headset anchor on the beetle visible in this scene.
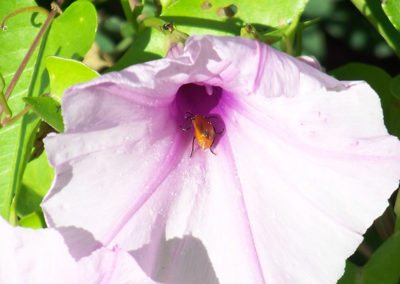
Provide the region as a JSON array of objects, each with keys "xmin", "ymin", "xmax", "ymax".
[{"xmin": 182, "ymin": 112, "xmax": 224, "ymax": 157}]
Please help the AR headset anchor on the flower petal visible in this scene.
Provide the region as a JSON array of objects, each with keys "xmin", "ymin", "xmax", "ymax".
[
  {"xmin": 113, "ymin": 154, "xmax": 271, "ymax": 283},
  {"xmin": 0, "ymin": 218, "xmax": 158, "ymax": 283},
  {"xmin": 43, "ymin": 89, "xmax": 183, "ymax": 240},
  {"xmin": 168, "ymin": 35, "xmax": 341, "ymax": 97},
  {"xmin": 0, "ymin": 218, "xmax": 80, "ymax": 283},
  {"xmin": 222, "ymin": 85, "xmax": 400, "ymax": 283},
  {"xmin": 82, "ymin": 246, "xmax": 161, "ymax": 284},
  {"xmin": 42, "ymin": 35, "xmax": 400, "ymax": 283}
]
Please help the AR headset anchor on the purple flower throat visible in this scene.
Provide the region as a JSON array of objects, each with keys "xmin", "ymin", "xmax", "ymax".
[{"xmin": 174, "ymin": 83, "xmax": 226, "ymax": 156}]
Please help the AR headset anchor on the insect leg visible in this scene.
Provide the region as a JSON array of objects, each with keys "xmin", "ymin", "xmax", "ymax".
[
  {"xmin": 209, "ymin": 132, "xmax": 217, "ymax": 156},
  {"xmin": 210, "ymin": 147, "xmax": 217, "ymax": 156},
  {"xmin": 190, "ymin": 136, "xmax": 195, "ymax": 157},
  {"xmin": 207, "ymin": 115, "xmax": 224, "ymax": 134},
  {"xmin": 181, "ymin": 112, "xmax": 194, "ymax": 131}
]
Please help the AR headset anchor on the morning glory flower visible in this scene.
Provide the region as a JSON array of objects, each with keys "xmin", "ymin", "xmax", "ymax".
[
  {"xmin": 42, "ymin": 35, "xmax": 400, "ymax": 283},
  {"xmin": 0, "ymin": 217, "xmax": 158, "ymax": 283}
]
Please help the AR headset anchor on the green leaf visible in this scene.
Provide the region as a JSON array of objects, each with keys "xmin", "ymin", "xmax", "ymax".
[
  {"xmin": 120, "ymin": 0, "xmax": 137, "ymax": 24},
  {"xmin": 18, "ymin": 210, "xmax": 46, "ymax": 229},
  {"xmin": 337, "ymin": 261, "xmax": 362, "ymax": 284},
  {"xmin": 112, "ymin": 27, "xmax": 165, "ymax": 70},
  {"xmin": 17, "ymin": 151, "xmax": 54, "ymax": 217},
  {"xmin": 351, "ymin": 0, "xmax": 400, "ymax": 57},
  {"xmin": 330, "ymin": 63, "xmax": 400, "ymax": 138},
  {"xmin": 394, "ymin": 190, "xmax": 400, "ymax": 231},
  {"xmin": 23, "ymin": 97, "xmax": 63, "ymax": 132},
  {"xmin": 46, "ymin": 56, "xmax": 99, "ymax": 100},
  {"xmin": 31, "ymin": 1, "xmax": 98, "ymax": 97},
  {"xmin": 161, "ymin": 0, "xmax": 308, "ymax": 36},
  {"xmin": 390, "ymin": 74, "xmax": 400, "ymax": 100},
  {"xmin": 362, "ymin": 231, "xmax": 400, "ymax": 284},
  {"xmin": 382, "ymin": 0, "xmax": 400, "ymax": 32},
  {"xmin": 0, "ymin": 1, "xmax": 97, "ymax": 220},
  {"xmin": 115, "ymin": 0, "xmax": 309, "ymax": 69},
  {"xmin": 0, "ymin": 0, "xmax": 47, "ymax": 220}
]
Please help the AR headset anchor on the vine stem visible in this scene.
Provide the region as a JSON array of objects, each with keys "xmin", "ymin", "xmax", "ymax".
[
  {"xmin": 1, "ymin": 105, "xmax": 31, "ymax": 127},
  {"xmin": 0, "ymin": 6, "xmax": 49, "ymax": 29},
  {"xmin": 3, "ymin": 0, "xmax": 64, "ymax": 103}
]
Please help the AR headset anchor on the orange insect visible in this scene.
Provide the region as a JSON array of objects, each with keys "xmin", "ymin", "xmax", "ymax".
[{"xmin": 183, "ymin": 112, "xmax": 224, "ymax": 157}]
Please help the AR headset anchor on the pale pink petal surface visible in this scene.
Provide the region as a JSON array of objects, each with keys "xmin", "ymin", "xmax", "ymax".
[
  {"xmin": 0, "ymin": 217, "xmax": 158, "ymax": 284},
  {"xmin": 42, "ymin": 36, "xmax": 400, "ymax": 283}
]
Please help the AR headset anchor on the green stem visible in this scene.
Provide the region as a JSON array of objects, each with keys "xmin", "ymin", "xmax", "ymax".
[
  {"xmin": 282, "ymin": 16, "xmax": 301, "ymax": 56},
  {"xmin": 120, "ymin": 0, "xmax": 135, "ymax": 24},
  {"xmin": 1, "ymin": 106, "xmax": 31, "ymax": 127},
  {"xmin": 351, "ymin": 0, "xmax": 400, "ymax": 57},
  {"xmin": 8, "ymin": 197, "xmax": 17, "ymax": 226},
  {"xmin": 0, "ymin": 92, "xmax": 12, "ymax": 117},
  {"xmin": 283, "ymin": 36, "xmax": 294, "ymax": 55},
  {"xmin": 0, "ymin": 74, "xmax": 11, "ymax": 117},
  {"xmin": 302, "ymin": 18, "xmax": 321, "ymax": 29}
]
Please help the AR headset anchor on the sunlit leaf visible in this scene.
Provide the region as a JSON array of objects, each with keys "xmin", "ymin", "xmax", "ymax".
[
  {"xmin": 112, "ymin": 28, "xmax": 165, "ymax": 70},
  {"xmin": 115, "ymin": 0, "xmax": 309, "ymax": 69},
  {"xmin": 161, "ymin": 0, "xmax": 308, "ymax": 35},
  {"xmin": 24, "ymin": 97, "xmax": 63, "ymax": 132},
  {"xmin": 30, "ymin": 0, "xmax": 98, "ymax": 97},
  {"xmin": 46, "ymin": 56, "xmax": 99, "ymax": 100},
  {"xmin": 18, "ymin": 210, "xmax": 46, "ymax": 229},
  {"xmin": 351, "ymin": 0, "xmax": 400, "ymax": 57},
  {"xmin": 0, "ymin": 1, "xmax": 97, "ymax": 220},
  {"xmin": 16, "ymin": 151, "xmax": 54, "ymax": 217},
  {"xmin": 0, "ymin": 0, "xmax": 46, "ymax": 220},
  {"xmin": 382, "ymin": 0, "xmax": 400, "ymax": 32}
]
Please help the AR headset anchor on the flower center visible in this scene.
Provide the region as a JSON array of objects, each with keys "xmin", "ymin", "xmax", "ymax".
[{"xmin": 173, "ymin": 83, "xmax": 225, "ymax": 155}]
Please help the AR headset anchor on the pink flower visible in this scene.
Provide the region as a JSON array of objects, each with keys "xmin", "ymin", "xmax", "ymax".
[
  {"xmin": 0, "ymin": 217, "xmax": 158, "ymax": 283},
  {"xmin": 42, "ymin": 36, "xmax": 400, "ymax": 283}
]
